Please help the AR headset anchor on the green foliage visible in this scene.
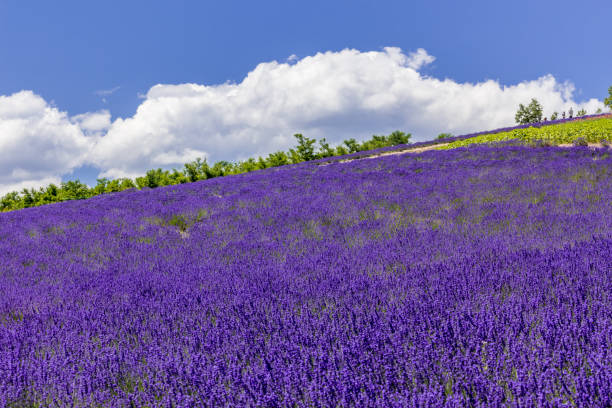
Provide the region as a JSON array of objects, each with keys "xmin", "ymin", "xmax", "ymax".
[
  {"xmin": 387, "ymin": 130, "xmax": 411, "ymax": 145},
  {"xmin": 93, "ymin": 178, "xmax": 136, "ymax": 195},
  {"xmin": 577, "ymin": 109, "xmax": 587, "ymax": 117},
  {"xmin": 335, "ymin": 131, "xmax": 411, "ymax": 156},
  {"xmin": 437, "ymin": 133, "xmax": 453, "ymax": 140},
  {"xmin": 0, "ymin": 129, "xmax": 412, "ymax": 213},
  {"xmin": 334, "ymin": 145, "xmax": 349, "ymax": 156},
  {"xmin": 183, "ymin": 157, "xmax": 210, "ymax": 182},
  {"xmin": 550, "ymin": 112, "xmax": 559, "ymax": 120},
  {"xmin": 236, "ymin": 157, "xmax": 258, "ymax": 173},
  {"xmin": 317, "ymin": 138, "xmax": 335, "ymax": 158},
  {"xmin": 439, "ymin": 117, "xmax": 612, "ymax": 150},
  {"xmin": 266, "ymin": 151, "xmax": 290, "ymax": 167},
  {"xmin": 1, "ymin": 191, "xmax": 21, "ymax": 211},
  {"xmin": 136, "ymin": 169, "xmax": 167, "ymax": 189},
  {"xmin": 605, "ymin": 86, "xmax": 612, "ymax": 111},
  {"xmin": 293, "ymin": 133, "xmax": 317, "ymax": 162},
  {"xmin": 168, "ymin": 214, "xmax": 189, "ymax": 232},
  {"xmin": 515, "ymin": 98, "xmax": 543, "ymax": 124},
  {"xmin": 59, "ymin": 180, "xmax": 92, "ymax": 201},
  {"xmin": 343, "ymin": 138, "xmax": 360, "ymax": 153}
]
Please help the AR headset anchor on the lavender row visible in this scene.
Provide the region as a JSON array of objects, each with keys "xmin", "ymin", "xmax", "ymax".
[
  {"xmin": 1, "ymin": 145, "xmax": 611, "ymax": 406},
  {"xmin": 312, "ymin": 112, "xmax": 612, "ymax": 164}
]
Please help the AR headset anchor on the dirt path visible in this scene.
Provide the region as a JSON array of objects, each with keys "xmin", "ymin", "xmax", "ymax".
[
  {"xmin": 365, "ymin": 142, "xmax": 450, "ymax": 159},
  {"xmin": 318, "ymin": 142, "xmax": 450, "ymax": 166},
  {"xmin": 557, "ymin": 143, "xmax": 608, "ymax": 149},
  {"xmin": 318, "ymin": 140, "xmax": 610, "ymax": 167}
]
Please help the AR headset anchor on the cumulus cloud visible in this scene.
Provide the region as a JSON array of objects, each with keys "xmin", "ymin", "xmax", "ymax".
[
  {"xmin": 0, "ymin": 91, "xmax": 94, "ymax": 195},
  {"xmin": 89, "ymin": 47, "xmax": 606, "ymax": 178},
  {"xmin": 1, "ymin": 47, "xmax": 608, "ymax": 192},
  {"xmin": 71, "ymin": 110, "xmax": 111, "ymax": 136}
]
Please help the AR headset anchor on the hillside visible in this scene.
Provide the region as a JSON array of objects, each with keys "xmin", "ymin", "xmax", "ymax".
[
  {"xmin": 2, "ymin": 113, "xmax": 611, "ymax": 214},
  {"xmin": 1, "ymin": 142, "xmax": 611, "ymax": 406}
]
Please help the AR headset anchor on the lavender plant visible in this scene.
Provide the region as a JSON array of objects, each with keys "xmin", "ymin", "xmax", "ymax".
[{"xmin": 0, "ymin": 145, "xmax": 611, "ymax": 407}]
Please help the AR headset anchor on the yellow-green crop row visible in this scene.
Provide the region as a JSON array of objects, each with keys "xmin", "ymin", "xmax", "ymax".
[{"xmin": 437, "ymin": 117, "xmax": 612, "ymax": 150}]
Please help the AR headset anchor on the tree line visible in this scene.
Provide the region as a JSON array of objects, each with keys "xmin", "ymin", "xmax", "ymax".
[
  {"xmin": 515, "ymin": 86, "xmax": 612, "ymax": 125},
  {"xmin": 1, "ymin": 131, "xmax": 411, "ymax": 212}
]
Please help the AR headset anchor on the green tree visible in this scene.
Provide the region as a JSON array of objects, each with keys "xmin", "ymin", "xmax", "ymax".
[
  {"xmin": 343, "ymin": 138, "xmax": 360, "ymax": 153},
  {"xmin": 93, "ymin": 178, "xmax": 111, "ymax": 195},
  {"xmin": 334, "ymin": 145, "xmax": 349, "ymax": 156},
  {"xmin": 387, "ymin": 130, "xmax": 411, "ymax": 145},
  {"xmin": 168, "ymin": 169, "xmax": 188, "ymax": 185},
  {"xmin": 59, "ymin": 180, "xmax": 91, "ymax": 201},
  {"xmin": 136, "ymin": 169, "xmax": 170, "ymax": 189},
  {"xmin": 293, "ymin": 133, "xmax": 317, "ymax": 161},
  {"xmin": 550, "ymin": 112, "xmax": 559, "ymax": 120},
  {"xmin": 287, "ymin": 149, "xmax": 302, "ymax": 164},
  {"xmin": 604, "ymin": 86, "xmax": 612, "ymax": 111},
  {"xmin": 256, "ymin": 156, "xmax": 269, "ymax": 169},
  {"xmin": 515, "ymin": 98, "xmax": 543, "ymax": 124},
  {"xmin": 363, "ymin": 135, "xmax": 388, "ymax": 150},
  {"xmin": 436, "ymin": 133, "xmax": 452, "ymax": 140},
  {"xmin": 266, "ymin": 151, "xmax": 290, "ymax": 167},
  {"xmin": 183, "ymin": 158, "xmax": 210, "ymax": 182},
  {"xmin": 101, "ymin": 178, "xmax": 135, "ymax": 193},
  {"xmin": 237, "ymin": 158, "xmax": 258, "ymax": 173},
  {"xmin": 0, "ymin": 191, "xmax": 21, "ymax": 211},
  {"xmin": 20, "ymin": 189, "xmax": 35, "ymax": 207},
  {"xmin": 40, "ymin": 184, "xmax": 60, "ymax": 204},
  {"xmin": 577, "ymin": 108, "xmax": 587, "ymax": 117},
  {"xmin": 317, "ymin": 138, "xmax": 336, "ymax": 158},
  {"xmin": 210, "ymin": 161, "xmax": 233, "ymax": 177}
]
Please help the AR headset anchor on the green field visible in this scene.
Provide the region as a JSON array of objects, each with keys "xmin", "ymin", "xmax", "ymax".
[{"xmin": 438, "ymin": 116, "xmax": 612, "ymax": 150}]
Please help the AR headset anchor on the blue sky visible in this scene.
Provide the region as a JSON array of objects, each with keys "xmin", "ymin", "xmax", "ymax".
[{"xmin": 0, "ymin": 0, "xmax": 610, "ymax": 192}]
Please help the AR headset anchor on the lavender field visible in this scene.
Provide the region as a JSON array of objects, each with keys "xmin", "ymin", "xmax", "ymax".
[{"xmin": 1, "ymin": 144, "xmax": 611, "ymax": 407}]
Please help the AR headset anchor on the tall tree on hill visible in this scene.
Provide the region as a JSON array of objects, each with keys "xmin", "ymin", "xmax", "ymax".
[
  {"xmin": 343, "ymin": 138, "xmax": 360, "ymax": 153},
  {"xmin": 317, "ymin": 138, "xmax": 336, "ymax": 158},
  {"xmin": 387, "ymin": 130, "xmax": 411, "ymax": 145},
  {"xmin": 605, "ymin": 86, "xmax": 612, "ymax": 111},
  {"xmin": 515, "ymin": 98, "xmax": 543, "ymax": 124},
  {"xmin": 292, "ymin": 133, "xmax": 317, "ymax": 162}
]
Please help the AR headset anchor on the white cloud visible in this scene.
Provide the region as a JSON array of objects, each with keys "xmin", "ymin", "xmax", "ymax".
[
  {"xmin": 0, "ymin": 91, "xmax": 94, "ymax": 195},
  {"xmin": 153, "ymin": 148, "xmax": 208, "ymax": 167},
  {"xmin": 71, "ymin": 110, "xmax": 111, "ymax": 136},
  {"xmin": 1, "ymin": 48, "xmax": 608, "ymax": 193},
  {"xmin": 94, "ymin": 86, "xmax": 120, "ymax": 97},
  {"xmin": 89, "ymin": 47, "xmax": 606, "ymax": 178},
  {"xmin": 405, "ymin": 48, "xmax": 436, "ymax": 70},
  {"xmin": 0, "ymin": 176, "xmax": 62, "ymax": 197}
]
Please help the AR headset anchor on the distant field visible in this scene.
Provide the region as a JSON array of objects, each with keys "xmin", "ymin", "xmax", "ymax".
[
  {"xmin": 1, "ymin": 145, "xmax": 611, "ymax": 406},
  {"xmin": 315, "ymin": 113, "xmax": 612, "ymax": 165},
  {"xmin": 438, "ymin": 115, "xmax": 612, "ymax": 150}
]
